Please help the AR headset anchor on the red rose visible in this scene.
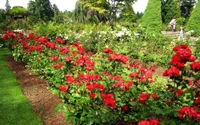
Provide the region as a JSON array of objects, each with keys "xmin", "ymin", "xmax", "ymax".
[
  {"xmin": 138, "ymin": 120, "xmax": 150, "ymax": 125},
  {"xmin": 152, "ymin": 93, "xmax": 158, "ymax": 100},
  {"xmin": 190, "ymin": 62, "xmax": 200, "ymax": 72},
  {"xmin": 139, "ymin": 93, "xmax": 150, "ymax": 103},
  {"xmin": 89, "ymin": 93, "xmax": 96, "ymax": 99},
  {"xmin": 121, "ymin": 105, "xmax": 129, "ymax": 111},
  {"xmin": 149, "ymin": 118, "xmax": 160, "ymax": 125},
  {"xmin": 175, "ymin": 89, "xmax": 184, "ymax": 97},
  {"xmin": 163, "ymin": 66, "xmax": 180, "ymax": 77},
  {"xmin": 59, "ymin": 85, "xmax": 67, "ymax": 92}
]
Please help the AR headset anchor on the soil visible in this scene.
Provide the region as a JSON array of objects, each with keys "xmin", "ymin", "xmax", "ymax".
[
  {"xmin": 5, "ymin": 56, "xmax": 67, "ymax": 125},
  {"xmin": 5, "ymin": 56, "xmax": 166, "ymax": 125}
]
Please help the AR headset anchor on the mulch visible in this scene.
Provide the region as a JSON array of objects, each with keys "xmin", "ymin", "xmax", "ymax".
[{"xmin": 5, "ymin": 56, "xmax": 67, "ymax": 125}]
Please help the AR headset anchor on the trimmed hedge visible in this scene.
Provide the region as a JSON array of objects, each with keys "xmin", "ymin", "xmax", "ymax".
[
  {"xmin": 185, "ymin": 1, "xmax": 200, "ymax": 36},
  {"xmin": 141, "ymin": 0, "xmax": 162, "ymax": 35}
]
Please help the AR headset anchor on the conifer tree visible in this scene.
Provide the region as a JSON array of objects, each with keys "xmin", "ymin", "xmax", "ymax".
[
  {"xmin": 5, "ymin": 0, "xmax": 11, "ymax": 12},
  {"xmin": 185, "ymin": 1, "xmax": 200, "ymax": 35},
  {"xmin": 162, "ymin": 0, "xmax": 181, "ymax": 24},
  {"xmin": 141, "ymin": 0, "xmax": 162, "ymax": 34}
]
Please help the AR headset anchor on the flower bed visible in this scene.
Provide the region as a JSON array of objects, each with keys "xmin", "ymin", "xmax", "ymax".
[{"xmin": 2, "ymin": 31, "xmax": 200, "ymax": 124}]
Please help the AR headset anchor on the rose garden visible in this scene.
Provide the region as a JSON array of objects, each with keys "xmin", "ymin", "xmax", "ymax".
[{"xmin": 1, "ymin": 0, "xmax": 200, "ymax": 125}]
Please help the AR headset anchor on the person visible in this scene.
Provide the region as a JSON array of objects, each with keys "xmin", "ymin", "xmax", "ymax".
[
  {"xmin": 178, "ymin": 27, "xmax": 184, "ymax": 40},
  {"xmin": 169, "ymin": 18, "xmax": 176, "ymax": 32}
]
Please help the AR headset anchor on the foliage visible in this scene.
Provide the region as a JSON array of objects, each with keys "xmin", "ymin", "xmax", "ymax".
[
  {"xmin": 141, "ymin": 0, "xmax": 162, "ymax": 35},
  {"xmin": 5, "ymin": 0, "xmax": 11, "ymax": 12},
  {"xmin": 27, "ymin": 0, "xmax": 54, "ymax": 21},
  {"xmin": 73, "ymin": 1, "xmax": 109, "ymax": 23},
  {"xmin": 180, "ymin": 0, "xmax": 196, "ymax": 18},
  {"xmin": 4, "ymin": 29, "xmax": 200, "ymax": 124},
  {"xmin": 9, "ymin": 6, "xmax": 27, "ymax": 15},
  {"xmin": 161, "ymin": 0, "xmax": 181, "ymax": 24},
  {"xmin": 185, "ymin": 0, "xmax": 200, "ymax": 36},
  {"xmin": 118, "ymin": 3, "xmax": 136, "ymax": 22},
  {"xmin": 0, "ymin": 9, "xmax": 6, "ymax": 22}
]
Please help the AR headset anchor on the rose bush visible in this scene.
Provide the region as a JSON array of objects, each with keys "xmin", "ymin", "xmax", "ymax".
[{"xmin": 3, "ymin": 31, "xmax": 200, "ymax": 124}]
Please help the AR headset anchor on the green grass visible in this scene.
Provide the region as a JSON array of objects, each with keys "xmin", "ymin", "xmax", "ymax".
[{"xmin": 0, "ymin": 48, "xmax": 42, "ymax": 125}]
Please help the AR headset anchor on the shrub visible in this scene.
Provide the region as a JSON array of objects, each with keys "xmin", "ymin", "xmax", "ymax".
[
  {"xmin": 3, "ymin": 31, "xmax": 200, "ymax": 124},
  {"xmin": 141, "ymin": 0, "xmax": 162, "ymax": 35},
  {"xmin": 185, "ymin": 1, "xmax": 200, "ymax": 36}
]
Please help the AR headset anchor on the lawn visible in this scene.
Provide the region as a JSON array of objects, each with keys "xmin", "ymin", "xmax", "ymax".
[{"xmin": 0, "ymin": 48, "xmax": 42, "ymax": 125}]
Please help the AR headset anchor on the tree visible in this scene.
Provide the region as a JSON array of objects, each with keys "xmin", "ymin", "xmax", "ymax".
[
  {"xmin": 118, "ymin": 3, "xmax": 136, "ymax": 22},
  {"xmin": 53, "ymin": 4, "xmax": 60, "ymax": 16},
  {"xmin": 0, "ymin": 9, "xmax": 6, "ymax": 22},
  {"xmin": 5, "ymin": 0, "xmax": 11, "ymax": 12},
  {"xmin": 136, "ymin": 12, "xmax": 143, "ymax": 20},
  {"xmin": 185, "ymin": 0, "xmax": 200, "ymax": 35},
  {"xmin": 73, "ymin": 1, "xmax": 109, "ymax": 23},
  {"xmin": 34, "ymin": 0, "xmax": 54, "ymax": 21},
  {"xmin": 141, "ymin": 0, "xmax": 162, "ymax": 34},
  {"xmin": 180, "ymin": 0, "xmax": 196, "ymax": 18},
  {"xmin": 161, "ymin": 0, "xmax": 181, "ymax": 24}
]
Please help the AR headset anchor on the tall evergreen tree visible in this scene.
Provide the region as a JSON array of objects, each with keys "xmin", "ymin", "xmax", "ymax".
[
  {"xmin": 53, "ymin": 4, "xmax": 60, "ymax": 16},
  {"xmin": 141, "ymin": 0, "xmax": 162, "ymax": 34},
  {"xmin": 185, "ymin": 0, "xmax": 200, "ymax": 35},
  {"xmin": 180, "ymin": 0, "xmax": 196, "ymax": 18},
  {"xmin": 35, "ymin": 0, "xmax": 54, "ymax": 21},
  {"xmin": 5, "ymin": 0, "xmax": 11, "ymax": 12},
  {"xmin": 162, "ymin": 0, "xmax": 181, "ymax": 24}
]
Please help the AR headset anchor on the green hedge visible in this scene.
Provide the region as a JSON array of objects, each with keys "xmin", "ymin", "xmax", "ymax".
[
  {"xmin": 185, "ymin": 1, "xmax": 200, "ymax": 36},
  {"xmin": 141, "ymin": 0, "xmax": 162, "ymax": 35}
]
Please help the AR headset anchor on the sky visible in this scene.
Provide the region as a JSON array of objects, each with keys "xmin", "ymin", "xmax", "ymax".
[{"xmin": 0, "ymin": 0, "xmax": 148, "ymax": 13}]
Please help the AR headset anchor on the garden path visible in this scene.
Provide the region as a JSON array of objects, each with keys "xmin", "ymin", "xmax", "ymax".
[{"xmin": 5, "ymin": 56, "xmax": 68, "ymax": 125}]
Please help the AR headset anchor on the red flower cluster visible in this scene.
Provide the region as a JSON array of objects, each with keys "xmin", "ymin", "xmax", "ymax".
[
  {"xmin": 152, "ymin": 93, "xmax": 158, "ymax": 100},
  {"xmin": 53, "ymin": 62, "xmax": 63, "ymax": 69},
  {"xmin": 2, "ymin": 30, "xmax": 16, "ymax": 40},
  {"xmin": 164, "ymin": 44, "xmax": 197, "ymax": 76},
  {"xmin": 103, "ymin": 48, "xmax": 113, "ymax": 54},
  {"xmin": 138, "ymin": 93, "xmax": 150, "ymax": 104},
  {"xmin": 163, "ymin": 66, "xmax": 180, "ymax": 77},
  {"xmin": 78, "ymin": 73, "xmax": 101, "ymax": 81},
  {"xmin": 190, "ymin": 62, "xmax": 200, "ymax": 72},
  {"xmin": 60, "ymin": 47, "xmax": 70, "ymax": 55},
  {"xmin": 46, "ymin": 42, "xmax": 56, "ymax": 50},
  {"xmin": 178, "ymin": 106, "xmax": 200, "ymax": 119},
  {"xmin": 73, "ymin": 42, "xmax": 85, "ymax": 55},
  {"xmin": 65, "ymin": 56, "xmax": 72, "ymax": 62},
  {"xmin": 59, "ymin": 85, "xmax": 67, "ymax": 92},
  {"xmin": 108, "ymin": 53, "xmax": 129, "ymax": 64},
  {"xmin": 112, "ymin": 80, "xmax": 132, "ymax": 91},
  {"xmin": 76, "ymin": 55, "xmax": 94, "ymax": 71},
  {"xmin": 37, "ymin": 36, "xmax": 48, "ymax": 44},
  {"xmin": 129, "ymin": 66, "xmax": 154, "ymax": 83},
  {"xmin": 89, "ymin": 93, "xmax": 96, "ymax": 99},
  {"xmin": 65, "ymin": 74, "xmax": 76, "ymax": 85},
  {"xmin": 175, "ymin": 89, "xmax": 184, "ymax": 97},
  {"xmin": 86, "ymin": 83, "xmax": 104, "ymax": 91},
  {"xmin": 100, "ymin": 93, "xmax": 116, "ymax": 109},
  {"xmin": 28, "ymin": 45, "xmax": 42, "ymax": 52},
  {"xmin": 51, "ymin": 56, "xmax": 59, "ymax": 62},
  {"xmin": 56, "ymin": 37, "xmax": 65, "ymax": 43},
  {"xmin": 121, "ymin": 105, "xmax": 129, "ymax": 111},
  {"xmin": 138, "ymin": 118, "xmax": 159, "ymax": 125}
]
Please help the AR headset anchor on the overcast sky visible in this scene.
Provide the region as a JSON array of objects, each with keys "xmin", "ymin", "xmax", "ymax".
[{"xmin": 0, "ymin": 0, "xmax": 148, "ymax": 12}]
